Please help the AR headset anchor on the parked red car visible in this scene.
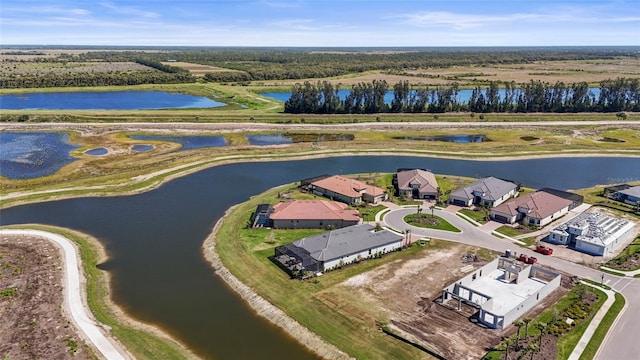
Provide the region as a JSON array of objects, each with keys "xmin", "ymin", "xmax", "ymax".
[
  {"xmin": 535, "ymin": 245, "xmax": 554, "ymax": 255},
  {"xmin": 517, "ymin": 254, "xmax": 538, "ymax": 264}
]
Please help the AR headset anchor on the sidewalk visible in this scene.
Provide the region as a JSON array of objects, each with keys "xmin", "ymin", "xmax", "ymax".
[
  {"xmin": 567, "ymin": 281, "xmax": 617, "ymax": 360},
  {"xmin": 600, "ymin": 265, "xmax": 640, "ymax": 277}
]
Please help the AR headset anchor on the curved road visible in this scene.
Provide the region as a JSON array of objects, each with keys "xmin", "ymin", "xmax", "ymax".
[
  {"xmin": 383, "ymin": 207, "xmax": 638, "ymax": 360},
  {"xmin": 0, "ymin": 229, "xmax": 128, "ymax": 360}
]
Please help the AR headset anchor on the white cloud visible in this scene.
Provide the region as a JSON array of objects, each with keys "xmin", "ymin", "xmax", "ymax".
[{"xmin": 100, "ymin": 2, "xmax": 159, "ymax": 19}]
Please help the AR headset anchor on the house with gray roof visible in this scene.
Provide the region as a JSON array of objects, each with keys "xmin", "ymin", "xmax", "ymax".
[
  {"xmin": 449, "ymin": 177, "xmax": 519, "ymax": 207},
  {"xmin": 614, "ymin": 186, "xmax": 640, "ymax": 206},
  {"xmin": 273, "ymin": 224, "xmax": 404, "ymax": 275},
  {"xmin": 395, "ymin": 169, "xmax": 439, "ymax": 199},
  {"xmin": 547, "ymin": 212, "xmax": 635, "ymax": 256}
]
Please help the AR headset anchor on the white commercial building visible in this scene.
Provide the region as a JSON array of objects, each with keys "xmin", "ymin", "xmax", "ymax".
[{"xmin": 548, "ymin": 212, "xmax": 635, "ymax": 256}]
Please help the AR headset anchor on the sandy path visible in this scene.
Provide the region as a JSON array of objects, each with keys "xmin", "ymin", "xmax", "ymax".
[
  {"xmin": 2, "ymin": 120, "xmax": 640, "ymax": 134},
  {"xmin": 0, "ymin": 229, "xmax": 131, "ymax": 360}
]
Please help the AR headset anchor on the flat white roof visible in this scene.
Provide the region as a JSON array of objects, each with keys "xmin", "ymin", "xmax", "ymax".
[{"xmin": 466, "ymin": 268, "xmax": 546, "ymax": 316}]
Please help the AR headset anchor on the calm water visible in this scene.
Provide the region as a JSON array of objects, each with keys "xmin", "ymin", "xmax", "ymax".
[
  {"xmin": 261, "ymin": 88, "xmax": 601, "ymax": 104},
  {"xmin": 0, "ymin": 91, "xmax": 225, "ymax": 110},
  {"xmin": 0, "ymin": 132, "xmax": 79, "ymax": 179},
  {"xmin": 393, "ymin": 135, "xmax": 487, "ymax": 143},
  {"xmin": 2, "ymin": 156, "xmax": 640, "ymax": 359},
  {"xmin": 131, "ymin": 144, "xmax": 154, "ymax": 152},
  {"xmin": 85, "ymin": 148, "xmax": 109, "ymax": 156},
  {"xmin": 246, "ymin": 133, "xmax": 355, "ymax": 146},
  {"xmin": 129, "ymin": 135, "xmax": 227, "ymax": 150}
]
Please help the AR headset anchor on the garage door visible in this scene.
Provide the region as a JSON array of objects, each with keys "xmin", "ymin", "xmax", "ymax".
[
  {"xmin": 452, "ymin": 199, "xmax": 466, "ymax": 206},
  {"xmin": 493, "ymin": 215, "xmax": 509, "ymax": 223}
]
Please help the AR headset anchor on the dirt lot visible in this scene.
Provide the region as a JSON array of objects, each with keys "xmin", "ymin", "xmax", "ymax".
[
  {"xmin": 0, "ymin": 235, "xmax": 95, "ymax": 360},
  {"xmin": 325, "ymin": 241, "xmax": 575, "ymax": 360}
]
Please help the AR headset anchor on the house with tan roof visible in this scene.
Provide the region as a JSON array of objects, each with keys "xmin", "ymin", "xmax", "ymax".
[
  {"xmin": 491, "ymin": 191, "xmax": 573, "ymax": 226},
  {"xmin": 449, "ymin": 176, "xmax": 519, "ymax": 207},
  {"xmin": 395, "ymin": 169, "xmax": 439, "ymax": 199},
  {"xmin": 310, "ymin": 175, "xmax": 387, "ymax": 205},
  {"xmin": 268, "ymin": 200, "xmax": 361, "ymax": 229}
]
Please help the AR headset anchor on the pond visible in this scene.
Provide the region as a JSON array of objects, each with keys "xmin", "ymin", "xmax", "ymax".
[
  {"xmin": 2, "ymin": 156, "xmax": 640, "ymax": 359},
  {"xmin": 0, "ymin": 132, "xmax": 79, "ymax": 179},
  {"xmin": 0, "ymin": 91, "xmax": 225, "ymax": 110},
  {"xmin": 129, "ymin": 135, "xmax": 227, "ymax": 150},
  {"xmin": 246, "ymin": 133, "xmax": 354, "ymax": 146},
  {"xmin": 85, "ymin": 148, "xmax": 108, "ymax": 156},
  {"xmin": 131, "ymin": 144, "xmax": 154, "ymax": 152},
  {"xmin": 393, "ymin": 135, "xmax": 488, "ymax": 143}
]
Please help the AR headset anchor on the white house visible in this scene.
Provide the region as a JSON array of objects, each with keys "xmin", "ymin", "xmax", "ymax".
[
  {"xmin": 548, "ymin": 212, "xmax": 635, "ymax": 256},
  {"xmin": 449, "ymin": 177, "xmax": 519, "ymax": 207},
  {"xmin": 441, "ymin": 257, "xmax": 560, "ymax": 329}
]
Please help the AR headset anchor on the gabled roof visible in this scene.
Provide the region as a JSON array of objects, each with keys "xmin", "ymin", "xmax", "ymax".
[
  {"xmin": 619, "ymin": 186, "xmax": 640, "ymax": 198},
  {"xmin": 292, "ymin": 224, "xmax": 403, "ymax": 262},
  {"xmin": 396, "ymin": 169, "xmax": 438, "ymax": 194},
  {"xmin": 311, "ymin": 175, "xmax": 386, "ymax": 198},
  {"xmin": 493, "ymin": 192, "xmax": 572, "ymax": 219},
  {"xmin": 269, "ymin": 200, "xmax": 360, "ymax": 221},
  {"xmin": 450, "ymin": 177, "xmax": 518, "ymax": 201}
]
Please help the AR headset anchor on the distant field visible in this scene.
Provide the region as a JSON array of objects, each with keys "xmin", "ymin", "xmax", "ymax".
[
  {"xmin": 0, "ymin": 61, "xmax": 156, "ymax": 77},
  {"xmin": 405, "ymin": 58, "xmax": 640, "ymax": 85},
  {"xmin": 160, "ymin": 61, "xmax": 241, "ymax": 76}
]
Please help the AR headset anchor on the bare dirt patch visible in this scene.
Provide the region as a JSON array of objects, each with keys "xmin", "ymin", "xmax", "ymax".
[
  {"xmin": 322, "ymin": 241, "xmax": 574, "ymax": 359},
  {"xmin": 0, "ymin": 235, "xmax": 95, "ymax": 359},
  {"xmin": 160, "ymin": 62, "xmax": 241, "ymax": 76}
]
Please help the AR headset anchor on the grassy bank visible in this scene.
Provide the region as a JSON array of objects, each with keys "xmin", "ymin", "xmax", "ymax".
[
  {"xmin": 214, "ymin": 182, "xmax": 441, "ymax": 359},
  {"xmin": 1, "ymin": 224, "xmax": 192, "ymax": 359}
]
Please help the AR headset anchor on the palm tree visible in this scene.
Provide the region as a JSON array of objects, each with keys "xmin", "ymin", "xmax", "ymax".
[
  {"xmin": 523, "ymin": 317, "xmax": 533, "ymax": 339},
  {"xmin": 502, "ymin": 337, "xmax": 515, "ymax": 360},
  {"xmin": 527, "ymin": 343, "xmax": 539, "ymax": 359},
  {"xmin": 417, "ymin": 206, "xmax": 423, "ymax": 219},
  {"xmin": 536, "ymin": 322, "xmax": 547, "ymax": 349},
  {"xmin": 514, "ymin": 320, "xmax": 524, "ymax": 349},
  {"xmin": 430, "ymin": 204, "xmax": 436, "ymax": 218}
]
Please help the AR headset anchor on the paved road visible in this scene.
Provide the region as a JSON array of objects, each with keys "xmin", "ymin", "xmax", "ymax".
[
  {"xmin": 383, "ymin": 207, "xmax": 637, "ymax": 360},
  {"xmin": 0, "ymin": 229, "xmax": 129, "ymax": 360}
]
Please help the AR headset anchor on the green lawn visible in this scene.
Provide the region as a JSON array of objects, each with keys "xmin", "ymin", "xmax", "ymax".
[
  {"xmin": 495, "ymin": 225, "xmax": 536, "ymax": 238},
  {"xmin": 604, "ymin": 237, "xmax": 640, "ymax": 271},
  {"xmin": 214, "ymin": 183, "xmax": 433, "ymax": 359},
  {"xmin": 458, "ymin": 208, "xmax": 488, "ymax": 223},
  {"xmin": 358, "ymin": 205, "xmax": 387, "ymax": 222},
  {"xmin": 403, "ymin": 214, "xmax": 461, "ymax": 232}
]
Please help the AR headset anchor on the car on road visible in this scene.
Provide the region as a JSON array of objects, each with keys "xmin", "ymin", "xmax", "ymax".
[{"xmin": 535, "ymin": 245, "xmax": 554, "ymax": 255}]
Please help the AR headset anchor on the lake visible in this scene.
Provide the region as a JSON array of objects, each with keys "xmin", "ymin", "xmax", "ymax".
[
  {"xmin": 393, "ymin": 135, "xmax": 488, "ymax": 143},
  {"xmin": 246, "ymin": 133, "xmax": 355, "ymax": 146},
  {"xmin": 2, "ymin": 156, "xmax": 640, "ymax": 359},
  {"xmin": 0, "ymin": 91, "xmax": 225, "ymax": 110},
  {"xmin": 0, "ymin": 132, "xmax": 79, "ymax": 179},
  {"xmin": 261, "ymin": 88, "xmax": 601, "ymax": 104},
  {"xmin": 129, "ymin": 135, "xmax": 227, "ymax": 150}
]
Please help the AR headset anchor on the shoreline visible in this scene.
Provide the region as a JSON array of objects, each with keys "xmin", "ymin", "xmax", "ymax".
[
  {"xmin": 3, "ymin": 147, "xmax": 639, "ymax": 209},
  {"xmin": 0, "ymin": 225, "xmax": 199, "ymax": 360},
  {"xmin": 201, "ymin": 204, "xmax": 354, "ymax": 360}
]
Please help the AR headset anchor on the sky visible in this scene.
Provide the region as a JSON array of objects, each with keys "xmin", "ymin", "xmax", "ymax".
[{"xmin": 1, "ymin": 0, "xmax": 639, "ymax": 47}]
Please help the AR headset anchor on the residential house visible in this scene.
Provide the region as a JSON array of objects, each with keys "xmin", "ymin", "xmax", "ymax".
[
  {"xmin": 268, "ymin": 200, "xmax": 361, "ymax": 229},
  {"xmin": 449, "ymin": 177, "xmax": 519, "ymax": 207},
  {"xmin": 310, "ymin": 175, "xmax": 387, "ymax": 205},
  {"xmin": 273, "ymin": 224, "xmax": 404, "ymax": 274},
  {"xmin": 614, "ymin": 186, "xmax": 640, "ymax": 206},
  {"xmin": 441, "ymin": 257, "xmax": 560, "ymax": 329},
  {"xmin": 547, "ymin": 212, "xmax": 635, "ymax": 256},
  {"xmin": 395, "ymin": 169, "xmax": 439, "ymax": 199},
  {"xmin": 491, "ymin": 191, "xmax": 572, "ymax": 226},
  {"xmin": 536, "ymin": 188, "xmax": 584, "ymax": 210}
]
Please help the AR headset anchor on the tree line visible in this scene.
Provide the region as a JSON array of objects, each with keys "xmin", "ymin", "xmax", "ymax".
[{"xmin": 284, "ymin": 78, "xmax": 640, "ymax": 114}]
